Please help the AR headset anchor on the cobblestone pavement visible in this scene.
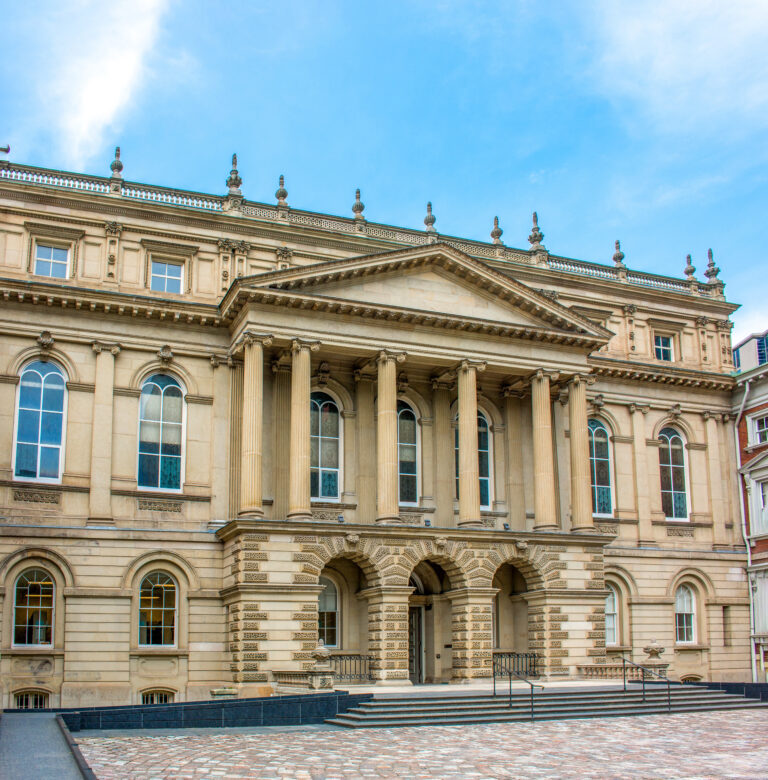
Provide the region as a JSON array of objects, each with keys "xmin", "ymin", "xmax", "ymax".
[{"xmin": 77, "ymin": 710, "xmax": 768, "ymax": 780}]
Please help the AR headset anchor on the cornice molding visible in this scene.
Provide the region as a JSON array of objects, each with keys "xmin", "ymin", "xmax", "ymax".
[{"xmin": 589, "ymin": 356, "xmax": 733, "ymax": 391}]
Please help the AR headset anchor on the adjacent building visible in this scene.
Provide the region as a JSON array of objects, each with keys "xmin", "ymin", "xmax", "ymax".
[
  {"xmin": 0, "ymin": 151, "xmax": 752, "ymax": 708},
  {"xmin": 733, "ymin": 332, "xmax": 768, "ymax": 682}
]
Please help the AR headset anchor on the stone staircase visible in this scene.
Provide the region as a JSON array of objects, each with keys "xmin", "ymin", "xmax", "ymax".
[{"xmin": 326, "ymin": 685, "xmax": 768, "ymax": 728}]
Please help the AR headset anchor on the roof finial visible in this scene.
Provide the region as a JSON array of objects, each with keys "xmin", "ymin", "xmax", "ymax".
[
  {"xmin": 704, "ymin": 248, "xmax": 720, "ymax": 282},
  {"xmin": 352, "ymin": 188, "xmax": 365, "ymax": 219},
  {"xmin": 424, "ymin": 202, "xmax": 436, "ymax": 233},
  {"xmin": 528, "ymin": 211, "xmax": 544, "ymax": 248},
  {"xmin": 226, "ymin": 153, "xmax": 242, "ymax": 195},
  {"xmin": 275, "ymin": 174, "xmax": 288, "ymax": 205},
  {"xmin": 110, "ymin": 146, "xmax": 123, "ymax": 178},
  {"xmin": 612, "ymin": 240, "xmax": 626, "ymax": 268},
  {"xmin": 683, "ymin": 253, "xmax": 696, "ymax": 280},
  {"xmin": 490, "ymin": 216, "xmax": 503, "ymax": 244}
]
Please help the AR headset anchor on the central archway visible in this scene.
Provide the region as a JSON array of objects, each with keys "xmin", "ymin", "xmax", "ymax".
[{"xmin": 407, "ymin": 559, "xmax": 454, "ymax": 684}]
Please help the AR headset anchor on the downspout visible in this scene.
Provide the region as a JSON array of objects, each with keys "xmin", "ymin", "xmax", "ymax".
[{"xmin": 734, "ymin": 377, "xmax": 757, "ymax": 683}]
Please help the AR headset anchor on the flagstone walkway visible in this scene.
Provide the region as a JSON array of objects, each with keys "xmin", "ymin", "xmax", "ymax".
[{"xmin": 77, "ymin": 709, "xmax": 768, "ymax": 779}]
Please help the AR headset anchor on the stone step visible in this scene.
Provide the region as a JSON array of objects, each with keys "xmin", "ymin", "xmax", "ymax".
[
  {"xmin": 350, "ymin": 692, "xmax": 753, "ymax": 715},
  {"xmin": 327, "ymin": 687, "xmax": 768, "ymax": 728},
  {"xmin": 328, "ymin": 699, "xmax": 767, "ymax": 728}
]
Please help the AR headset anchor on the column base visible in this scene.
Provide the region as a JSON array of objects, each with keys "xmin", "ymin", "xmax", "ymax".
[
  {"xmin": 238, "ymin": 509, "xmax": 265, "ymax": 520},
  {"xmin": 533, "ymin": 524, "xmax": 559, "ymax": 532},
  {"xmin": 457, "ymin": 519, "xmax": 484, "ymax": 529},
  {"xmin": 375, "ymin": 515, "xmax": 404, "ymax": 525},
  {"xmin": 570, "ymin": 524, "xmax": 596, "ymax": 533},
  {"xmin": 286, "ymin": 510, "xmax": 313, "ymax": 522}
]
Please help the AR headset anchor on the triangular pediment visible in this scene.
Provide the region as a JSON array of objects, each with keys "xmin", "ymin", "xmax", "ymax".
[{"xmin": 240, "ymin": 243, "xmax": 611, "ymax": 340}]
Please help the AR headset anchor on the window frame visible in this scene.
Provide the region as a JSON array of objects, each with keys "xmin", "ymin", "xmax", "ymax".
[
  {"xmin": 749, "ymin": 412, "xmax": 768, "ymax": 447},
  {"xmin": 310, "ymin": 390, "xmax": 342, "ymax": 502},
  {"xmin": 654, "ymin": 333, "xmax": 674, "ymax": 362},
  {"xmin": 604, "ymin": 583, "xmax": 620, "ymax": 646},
  {"xmin": 397, "ymin": 399, "xmax": 420, "ymax": 507},
  {"xmin": 136, "ymin": 373, "xmax": 186, "ymax": 494},
  {"xmin": 588, "ymin": 418, "xmax": 613, "ymax": 518},
  {"xmin": 141, "ymin": 689, "xmax": 175, "ymax": 705},
  {"xmin": 658, "ymin": 427, "xmax": 690, "ymax": 521},
  {"xmin": 12, "ymin": 360, "xmax": 68, "ymax": 485},
  {"xmin": 14, "ymin": 690, "xmax": 50, "ymax": 709},
  {"xmin": 138, "ymin": 571, "xmax": 178, "ymax": 649},
  {"xmin": 318, "ymin": 575, "xmax": 339, "ymax": 648},
  {"xmin": 149, "ymin": 259, "xmax": 185, "ymax": 295},
  {"xmin": 33, "ymin": 241, "xmax": 71, "ymax": 280},
  {"xmin": 453, "ymin": 410, "xmax": 494, "ymax": 510},
  {"xmin": 12, "ymin": 568, "xmax": 55, "ymax": 649},
  {"xmin": 674, "ymin": 584, "xmax": 696, "ymax": 645}
]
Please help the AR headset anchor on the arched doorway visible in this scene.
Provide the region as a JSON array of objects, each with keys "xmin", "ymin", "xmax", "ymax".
[
  {"xmin": 318, "ymin": 558, "xmax": 371, "ymax": 681},
  {"xmin": 492, "ymin": 563, "xmax": 530, "ymax": 655},
  {"xmin": 407, "ymin": 560, "xmax": 453, "ymax": 684}
]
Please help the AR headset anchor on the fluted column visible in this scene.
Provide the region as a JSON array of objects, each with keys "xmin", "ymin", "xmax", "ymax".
[
  {"xmin": 287, "ymin": 339, "xmax": 319, "ymax": 521},
  {"xmin": 457, "ymin": 360, "xmax": 485, "ymax": 528},
  {"xmin": 89, "ymin": 341, "xmax": 120, "ymax": 522},
  {"xmin": 376, "ymin": 350, "xmax": 405, "ymax": 524},
  {"xmin": 531, "ymin": 370, "xmax": 558, "ymax": 530},
  {"xmin": 568, "ymin": 374, "xmax": 593, "ymax": 532},
  {"xmin": 239, "ymin": 333, "xmax": 272, "ymax": 518}
]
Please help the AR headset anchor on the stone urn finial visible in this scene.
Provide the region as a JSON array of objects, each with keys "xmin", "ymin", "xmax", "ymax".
[
  {"xmin": 643, "ymin": 638, "xmax": 665, "ymax": 660},
  {"xmin": 312, "ymin": 639, "xmax": 331, "ymax": 669}
]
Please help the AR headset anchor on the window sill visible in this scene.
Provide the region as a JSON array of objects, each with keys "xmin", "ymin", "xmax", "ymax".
[
  {"xmin": 130, "ymin": 648, "xmax": 189, "ymax": 657},
  {"xmin": 674, "ymin": 644, "xmax": 709, "ymax": 652},
  {"xmin": 606, "ymin": 645, "xmax": 632, "ymax": 653},
  {"xmin": 112, "ymin": 488, "xmax": 211, "ymax": 503},
  {"xmin": 6, "ymin": 647, "xmax": 64, "ymax": 656}
]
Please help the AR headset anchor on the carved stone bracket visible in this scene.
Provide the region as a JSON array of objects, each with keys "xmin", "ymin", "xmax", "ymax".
[
  {"xmin": 37, "ymin": 331, "xmax": 54, "ymax": 353},
  {"xmin": 92, "ymin": 341, "xmax": 121, "ymax": 356},
  {"xmin": 157, "ymin": 345, "xmax": 174, "ymax": 365}
]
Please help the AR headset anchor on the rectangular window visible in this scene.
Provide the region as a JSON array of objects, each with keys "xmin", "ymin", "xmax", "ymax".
[
  {"xmin": 758, "ymin": 336, "xmax": 768, "ymax": 366},
  {"xmin": 755, "ymin": 415, "xmax": 768, "ymax": 445},
  {"xmin": 150, "ymin": 260, "xmax": 183, "ymax": 294},
  {"xmin": 142, "ymin": 691, "xmax": 173, "ymax": 705},
  {"xmin": 15, "ymin": 691, "xmax": 48, "ymax": 709},
  {"xmin": 676, "ymin": 612, "xmax": 693, "ymax": 643},
  {"xmin": 654, "ymin": 334, "xmax": 673, "ymax": 361},
  {"xmin": 34, "ymin": 244, "xmax": 68, "ymax": 279}
]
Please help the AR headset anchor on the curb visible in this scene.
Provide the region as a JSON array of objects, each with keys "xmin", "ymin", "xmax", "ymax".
[{"xmin": 56, "ymin": 715, "xmax": 98, "ymax": 780}]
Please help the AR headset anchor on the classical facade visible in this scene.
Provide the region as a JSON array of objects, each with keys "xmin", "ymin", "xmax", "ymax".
[{"xmin": 0, "ymin": 151, "xmax": 752, "ymax": 709}]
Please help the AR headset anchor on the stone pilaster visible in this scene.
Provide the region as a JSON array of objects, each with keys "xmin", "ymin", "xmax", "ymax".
[
  {"xmin": 361, "ymin": 586, "xmax": 412, "ymax": 683},
  {"xmin": 704, "ymin": 412, "xmax": 728, "ymax": 547},
  {"xmin": 432, "ymin": 381, "xmax": 454, "ymax": 528},
  {"xmin": 531, "ymin": 371, "xmax": 558, "ymax": 530},
  {"xmin": 355, "ymin": 376, "xmax": 376, "ymax": 525},
  {"xmin": 457, "ymin": 360, "xmax": 484, "ymax": 528},
  {"xmin": 450, "ymin": 587, "xmax": 495, "ymax": 680},
  {"xmin": 239, "ymin": 333, "xmax": 272, "ymax": 518},
  {"xmin": 629, "ymin": 403, "xmax": 653, "ymax": 542},
  {"xmin": 503, "ymin": 390, "xmax": 526, "ymax": 530},
  {"xmin": 89, "ymin": 341, "xmax": 120, "ymax": 522},
  {"xmin": 376, "ymin": 351, "xmax": 405, "ymax": 525},
  {"xmin": 287, "ymin": 339, "xmax": 319, "ymax": 521},
  {"xmin": 568, "ymin": 375, "xmax": 594, "ymax": 532}
]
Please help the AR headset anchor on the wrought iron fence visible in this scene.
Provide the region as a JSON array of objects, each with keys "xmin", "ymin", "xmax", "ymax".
[{"xmin": 329, "ymin": 654, "xmax": 373, "ymax": 682}]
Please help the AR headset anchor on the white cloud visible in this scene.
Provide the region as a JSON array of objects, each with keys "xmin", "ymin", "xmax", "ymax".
[
  {"xmin": 21, "ymin": 0, "xmax": 170, "ymax": 168},
  {"xmin": 587, "ymin": 0, "xmax": 768, "ymax": 135}
]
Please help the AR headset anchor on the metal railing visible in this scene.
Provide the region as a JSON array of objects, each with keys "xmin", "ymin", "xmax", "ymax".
[
  {"xmin": 493, "ymin": 651, "xmax": 539, "ymax": 681},
  {"xmin": 329, "ymin": 654, "xmax": 373, "ymax": 682},
  {"xmin": 621, "ymin": 656, "xmax": 673, "ymax": 712},
  {"xmin": 497, "ymin": 667, "xmax": 545, "ymax": 720}
]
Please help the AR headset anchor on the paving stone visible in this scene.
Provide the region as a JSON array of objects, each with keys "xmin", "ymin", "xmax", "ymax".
[{"xmin": 77, "ymin": 710, "xmax": 768, "ymax": 779}]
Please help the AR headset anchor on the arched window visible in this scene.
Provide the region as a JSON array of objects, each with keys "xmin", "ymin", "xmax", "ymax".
[
  {"xmin": 14, "ymin": 569, "xmax": 54, "ymax": 646},
  {"xmin": 318, "ymin": 576, "xmax": 338, "ymax": 647},
  {"xmin": 398, "ymin": 400, "xmax": 418, "ymax": 505},
  {"xmin": 588, "ymin": 419, "xmax": 612, "ymax": 516},
  {"xmin": 138, "ymin": 375, "xmax": 184, "ymax": 491},
  {"xmin": 139, "ymin": 572, "xmax": 177, "ymax": 647},
  {"xmin": 454, "ymin": 412, "xmax": 492, "ymax": 508},
  {"xmin": 675, "ymin": 584, "xmax": 695, "ymax": 643},
  {"xmin": 659, "ymin": 427, "xmax": 688, "ymax": 519},
  {"xmin": 311, "ymin": 392, "xmax": 340, "ymax": 499},
  {"xmin": 14, "ymin": 690, "xmax": 49, "ymax": 709},
  {"xmin": 14, "ymin": 361, "xmax": 66, "ymax": 482},
  {"xmin": 605, "ymin": 584, "xmax": 619, "ymax": 646}
]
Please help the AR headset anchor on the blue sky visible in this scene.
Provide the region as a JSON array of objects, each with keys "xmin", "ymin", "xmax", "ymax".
[{"xmin": 2, "ymin": 1, "xmax": 767, "ymax": 342}]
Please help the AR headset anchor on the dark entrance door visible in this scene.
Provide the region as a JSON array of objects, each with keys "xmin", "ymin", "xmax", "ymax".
[{"xmin": 408, "ymin": 606, "xmax": 423, "ymax": 684}]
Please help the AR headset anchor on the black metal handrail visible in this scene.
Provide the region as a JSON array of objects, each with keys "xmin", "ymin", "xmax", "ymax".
[
  {"xmin": 503, "ymin": 667, "xmax": 545, "ymax": 720},
  {"xmin": 620, "ymin": 656, "xmax": 672, "ymax": 712}
]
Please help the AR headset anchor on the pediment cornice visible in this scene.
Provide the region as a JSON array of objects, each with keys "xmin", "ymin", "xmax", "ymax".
[{"xmin": 227, "ymin": 242, "xmax": 612, "ymax": 342}]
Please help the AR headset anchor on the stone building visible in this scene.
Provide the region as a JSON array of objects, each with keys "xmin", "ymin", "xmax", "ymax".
[
  {"xmin": 0, "ymin": 151, "xmax": 751, "ymax": 709},
  {"xmin": 733, "ymin": 334, "xmax": 768, "ymax": 682}
]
